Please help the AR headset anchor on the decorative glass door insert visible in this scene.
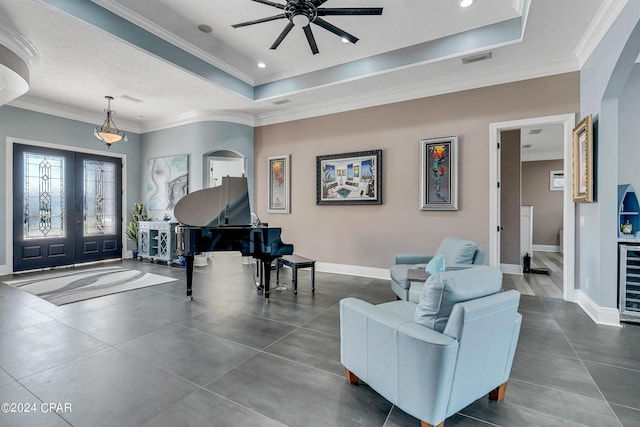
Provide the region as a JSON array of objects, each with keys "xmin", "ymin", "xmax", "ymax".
[
  {"xmin": 83, "ymin": 160, "xmax": 117, "ymax": 236},
  {"xmin": 23, "ymin": 152, "xmax": 66, "ymax": 240}
]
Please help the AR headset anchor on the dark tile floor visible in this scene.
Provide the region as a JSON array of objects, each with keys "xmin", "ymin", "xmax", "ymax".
[{"xmin": 0, "ymin": 255, "xmax": 639, "ymax": 427}]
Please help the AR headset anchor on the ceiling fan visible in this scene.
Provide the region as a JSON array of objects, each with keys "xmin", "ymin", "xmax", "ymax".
[{"xmin": 232, "ymin": 0, "xmax": 383, "ymax": 55}]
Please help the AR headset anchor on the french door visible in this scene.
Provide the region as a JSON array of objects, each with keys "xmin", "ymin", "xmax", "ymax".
[{"xmin": 12, "ymin": 143, "xmax": 122, "ymax": 271}]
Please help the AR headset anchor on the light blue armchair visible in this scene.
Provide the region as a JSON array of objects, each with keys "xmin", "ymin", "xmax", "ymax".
[
  {"xmin": 341, "ymin": 267, "xmax": 521, "ymax": 427},
  {"xmin": 391, "ymin": 237, "xmax": 485, "ymax": 301}
]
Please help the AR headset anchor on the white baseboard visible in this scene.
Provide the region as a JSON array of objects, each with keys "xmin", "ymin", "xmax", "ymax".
[
  {"xmin": 573, "ymin": 289, "xmax": 621, "ymax": 327},
  {"xmin": 532, "ymin": 244, "xmax": 560, "ymax": 252},
  {"xmin": 316, "ymin": 262, "xmax": 390, "ymax": 280},
  {"xmin": 500, "ymin": 263, "xmax": 522, "ymax": 275}
]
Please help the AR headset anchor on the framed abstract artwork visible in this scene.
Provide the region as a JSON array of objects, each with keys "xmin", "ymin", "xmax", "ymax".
[
  {"xmin": 420, "ymin": 136, "xmax": 458, "ymax": 211},
  {"xmin": 316, "ymin": 150, "xmax": 382, "ymax": 205},
  {"xmin": 268, "ymin": 155, "xmax": 290, "ymax": 213},
  {"xmin": 146, "ymin": 154, "xmax": 189, "ymax": 212},
  {"xmin": 572, "ymin": 114, "xmax": 593, "ymax": 203}
]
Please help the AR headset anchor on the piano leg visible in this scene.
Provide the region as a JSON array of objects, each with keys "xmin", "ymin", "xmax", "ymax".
[
  {"xmin": 185, "ymin": 254, "xmax": 194, "ymax": 299},
  {"xmin": 261, "ymin": 258, "xmax": 273, "ymax": 302}
]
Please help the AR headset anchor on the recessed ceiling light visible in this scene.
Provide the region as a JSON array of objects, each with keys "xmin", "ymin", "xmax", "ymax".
[
  {"xmin": 341, "ymin": 37, "xmax": 349, "ymax": 43},
  {"xmin": 460, "ymin": 0, "xmax": 475, "ymax": 7},
  {"xmin": 257, "ymin": 62, "xmax": 266, "ymax": 68},
  {"xmin": 198, "ymin": 24, "xmax": 212, "ymax": 33}
]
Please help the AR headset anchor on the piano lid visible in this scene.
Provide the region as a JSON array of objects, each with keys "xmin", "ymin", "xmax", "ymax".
[{"xmin": 174, "ymin": 176, "xmax": 251, "ymax": 227}]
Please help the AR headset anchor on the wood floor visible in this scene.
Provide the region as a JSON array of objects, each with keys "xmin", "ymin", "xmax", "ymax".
[{"xmin": 503, "ymin": 251, "xmax": 564, "ymax": 298}]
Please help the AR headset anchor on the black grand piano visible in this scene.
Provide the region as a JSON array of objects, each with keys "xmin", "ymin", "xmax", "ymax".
[{"xmin": 174, "ymin": 176, "xmax": 293, "ymax": 301}]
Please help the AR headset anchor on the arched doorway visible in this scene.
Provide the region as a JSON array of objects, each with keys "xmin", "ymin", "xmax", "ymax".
[{"xmin": 204, "ymin": 150, "xmax": 246, "ymax": 188}]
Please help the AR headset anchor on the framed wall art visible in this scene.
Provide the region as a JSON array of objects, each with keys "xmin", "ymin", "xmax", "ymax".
[
  {"xmin": 268, "ymin": 154, "xmax": 290, "ymax": 213},
  {"xmin": 316, "ymin": 150, "xmax": 382, "ymax": 205},
  {"xmin": 420, "ymin": 136, "xmax": 458, "ymax": 211},
  {"xmin": 549, "ymin": 170, "xmax": 564, "ymax": 191},
  {"xmin": 146, "ymin": 154, "xmax": 189, "ymax": 212},
  {"xmin": 572, "ymin": 114, "xmax": 593, "ymax": 203}
]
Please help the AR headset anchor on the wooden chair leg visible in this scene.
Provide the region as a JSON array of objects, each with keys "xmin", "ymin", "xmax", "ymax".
[
  {"xmin": 345, "ymin": 368, "xmax": 359, "ymax": 384},
  {"xmin": 489, "ymin": 382, "xmax": 508, "ymax": 401},
  {"xmin": 421, "ymin": 421, "xmax": 444, "ymax": 427}
]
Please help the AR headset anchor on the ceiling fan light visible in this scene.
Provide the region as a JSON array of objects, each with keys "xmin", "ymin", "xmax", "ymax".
[{"xmin": 291, "ymin": 12, "xmax": 310, "ymax": 27}]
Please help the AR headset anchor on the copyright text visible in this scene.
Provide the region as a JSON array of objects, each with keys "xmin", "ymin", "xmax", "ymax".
[{"xmin": 1, "ymin": 402, "xmax": 72, "ymax": 413}]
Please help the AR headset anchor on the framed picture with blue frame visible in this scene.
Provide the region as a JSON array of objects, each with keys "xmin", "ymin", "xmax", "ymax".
[
  {"xmin": 420, "ymin": 136, "xmax": 458, "ymax": 211},
  {"xmin": 316, "ymin": 150, "xmax": 382, "ymax": 205}
]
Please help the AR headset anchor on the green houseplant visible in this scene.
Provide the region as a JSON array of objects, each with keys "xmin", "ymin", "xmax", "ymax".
[{"xmin": 125, "ymin": 202, "xmax": 150, "ymax": 258}]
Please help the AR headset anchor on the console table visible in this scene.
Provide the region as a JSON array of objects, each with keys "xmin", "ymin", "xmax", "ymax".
[
  {"xmin": 276, "ymin": 254, "xmax": 316, "ymax": 294},
  {"xmin": 138, "ymin": 221, "xmax": 178, "ymax": 265}
]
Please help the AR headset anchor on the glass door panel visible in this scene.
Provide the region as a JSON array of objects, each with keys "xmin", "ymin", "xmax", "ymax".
[
  {"xmin": 75, "ymin": 153, "xmax": 122, "ymax": 263},
  {"xmin": 13, "ymin": 144, "xmax": 74, "ymax": 271},
  {"xmin": 23, "ymin": 152, "xmax": 66, "ymax": 240},
  {"xmin": 83, "ymin": 159, "xmax": 117, "ymax": 236}
]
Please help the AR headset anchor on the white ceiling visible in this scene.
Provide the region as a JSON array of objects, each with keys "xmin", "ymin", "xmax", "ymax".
[
  {"xmin": 521, "ymin": 123, "xmax": 565, "ymax": 161},
  {"xmin": 0, "ymin": 0, "xmax": 627, "ymax": 134}
]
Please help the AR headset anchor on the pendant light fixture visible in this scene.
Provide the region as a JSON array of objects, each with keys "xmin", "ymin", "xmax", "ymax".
[{"xmin": 94, "ymin": 95, "xmax": 127, "ymax": 148}]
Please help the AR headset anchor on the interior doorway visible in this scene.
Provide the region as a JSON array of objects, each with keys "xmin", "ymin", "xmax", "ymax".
[
  {"xmin": 205, "ymin": 150, "xmax": 246, "ymax": 188},
  {"xmin": 489, "ymin": 114, "xmax": 576, "ymax": 301}
]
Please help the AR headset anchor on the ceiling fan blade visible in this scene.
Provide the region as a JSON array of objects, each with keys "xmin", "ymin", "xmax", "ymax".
[
  {"xmin": 313, "ymin": 17, "xmax": 359, "ymax": 44},
  {"xmin": 317, "ymin": 8, "xmax": 383, "ymax": 16},
  {"xmin": 251, "ymin": 0, "xmax": 285, "ymax": 9},
  {"xmin": 311, "ymin": 0, "xmax": 329, "ymax": 6},
  {"xmin": 303, "ymin": 25, "xmax": 319, "ymax": 55},
  {"xmin": 232, "ymin": 14, "xmax": 286, "ymax": 28},
  {"xmin": 270, "ymin": 21, "xmax": 295, "ymax": 50}
]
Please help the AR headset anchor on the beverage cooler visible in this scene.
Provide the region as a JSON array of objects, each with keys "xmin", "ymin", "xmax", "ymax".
[{"xmin": 619, "ymin": 244, "xmax": 640, "ymax": 322}]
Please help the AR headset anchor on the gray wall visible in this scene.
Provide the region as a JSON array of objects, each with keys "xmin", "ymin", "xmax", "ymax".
[
  {"xmin": 0, "ymin": 107, "xmax": 253, "ymax": 273},
  {"xmin": 0, "ymin": 105, "xmax": 142, "ymax": 270},
  {"xmin": 619, "ymin": 64, "xmax": 640, "ymax": 190},
  {"xmin": 580, "ymin": 0, "xmax": 640, "ymax": 308},
  {"xmin": 255, "ymin": 72, "xmax": 579, "ymax": 269},
  {"xmin": 500, "ymin": 129, "xmax": 521, "ymax": 265},
  {"xmin": 522, "ymin": 160, "xmax": 563, "ymax": 246},
  {"xmin": 140, "ymin": 121, "xmax": 254, "ymax": 215}
]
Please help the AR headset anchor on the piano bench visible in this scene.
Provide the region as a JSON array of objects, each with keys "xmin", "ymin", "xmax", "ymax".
[{"xmin": 276, "ymin": 255, "xmax": 316, "ymax": 294}]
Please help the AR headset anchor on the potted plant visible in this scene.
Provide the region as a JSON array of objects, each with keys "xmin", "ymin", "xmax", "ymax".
[{"xmin": 125, "ymin": 202, "xmax": 150, "ymax": 259}]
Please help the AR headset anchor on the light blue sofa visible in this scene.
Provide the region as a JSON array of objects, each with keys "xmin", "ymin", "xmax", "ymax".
[
  {"xmin": 391, "ymin": 237, "xmax": 485, "ymax": 302},
  {"xmin": 341, "ymin": 267, "xmax": 521, "ymax": 427}
]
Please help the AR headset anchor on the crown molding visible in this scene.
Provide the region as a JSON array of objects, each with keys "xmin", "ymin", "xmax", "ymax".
[
  {"xmin": 0, "ymin": 16, "xmax": 40, "ymax": 68},
  {"xmin": 8, "ymin": 95, "xmax": 141, "ymax": 132},
  {"xmin": 9, "ymin": 94, "xmax": 256, "ymax": 132},
  {"xmin": 254, "ymin": 53, "xmax": 580, "ymax": 126},
  {"xmin": 575, "ymin": 0, "xmax": 628, "ymax": 68},
  {"xmin": 140, "ymin": 110, "xmax": 255, "ymax": 133},
  {"xmin": 91, "ymin": 0, "xmax": 254, "ymax": 85},
  {"xmin": 9, "ymin": 52, "xmax": 578, "ymax": 132}
]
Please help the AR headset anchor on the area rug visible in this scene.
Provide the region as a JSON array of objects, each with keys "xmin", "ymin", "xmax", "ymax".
[{"xmin": 2, "ymin": 266, "xmax": 177, "ymax": 305}]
